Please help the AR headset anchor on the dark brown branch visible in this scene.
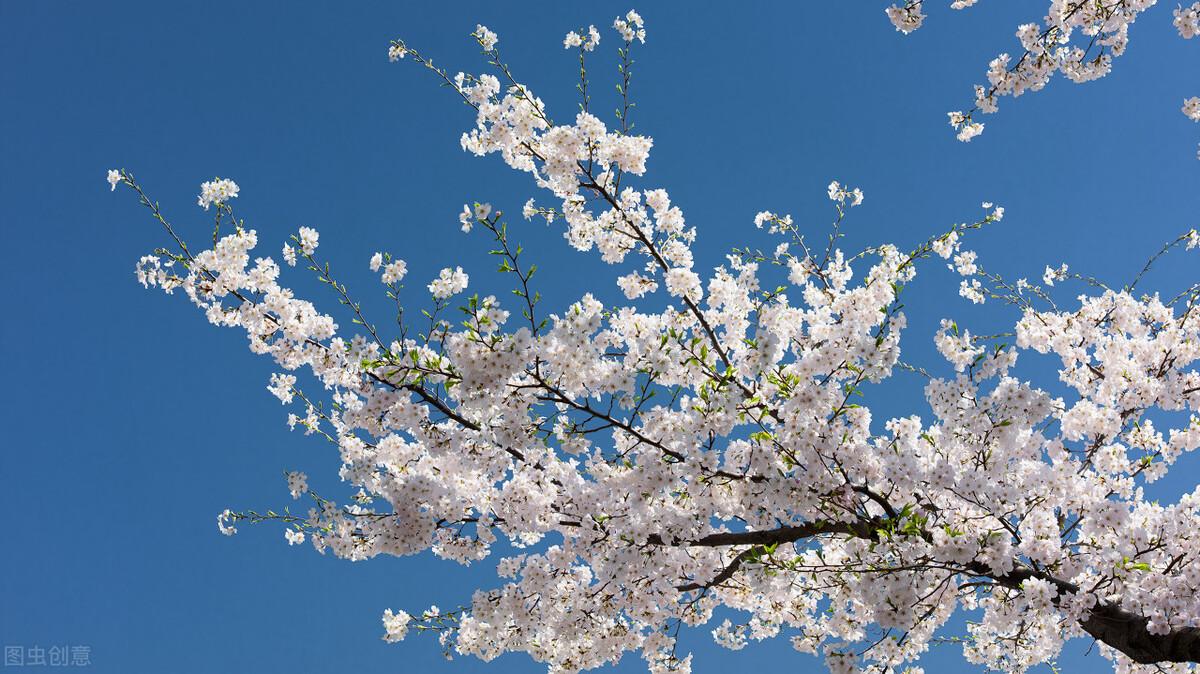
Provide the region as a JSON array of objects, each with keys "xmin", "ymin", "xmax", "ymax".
[
  {"xmin": 965, "ymin": 562, "xmax": 1200, "ymax": 664},
  {"xmin": 648, "ymin": 519, "xmax": 880, "ymax": 592},
  {"xmin": 651, "ymin": 517, "xmax": 1200, "ymax": 665}
]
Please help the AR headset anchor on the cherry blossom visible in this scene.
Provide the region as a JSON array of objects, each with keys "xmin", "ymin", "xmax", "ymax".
[
  {"xmin": 428, "ymin": 266, "xmax": 468, "ymax": 299},
  {"xmin": 1177, "ymin": 3, "xmax": 1200, "ymax": 38},
  {"xmin": 196, "ymin": 177, "xmax": 239, "ymax": 210},
  {"xmin": 1184, "ymin": 97, "xmax": 1200, "ymax": 122},
  {"xmin": 474, "ymin": 25, "xmax": 499, "ymax": 52},
  {"xmin": 381, "ymin": 259, "xmax": 407, "ymax": 285}
]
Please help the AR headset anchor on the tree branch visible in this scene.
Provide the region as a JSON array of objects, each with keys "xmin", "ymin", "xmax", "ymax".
[{"xmin": 653, "ymin": 518, "xmax": 1200, "ymax": 664}]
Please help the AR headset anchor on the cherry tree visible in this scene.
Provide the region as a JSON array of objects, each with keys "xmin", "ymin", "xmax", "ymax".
[{"xmin": 111, "ymin": 9, "xmax": 1200, "ymax": 674}]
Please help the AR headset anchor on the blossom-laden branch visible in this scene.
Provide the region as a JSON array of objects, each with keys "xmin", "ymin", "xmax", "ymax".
[
  {"xmin": 885, "ymin": 0, "xmax": 1200, "ymax": 155},
  {"xmin": 114, "ymin": 10, "xmax": 1200, "ymax": 674}
]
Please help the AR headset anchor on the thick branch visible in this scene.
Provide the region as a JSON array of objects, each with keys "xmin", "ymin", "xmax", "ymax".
[
  {"xmin": 648, "ymin": 519, "xmax": 880, "ymax": 592},
  {"xmin": 653, "ymin": 519, "xmax": 1200, "ymax": 664},
  {"xmin": 965, "ymin": 562, "xmax": 1200, "ymax": 664}
]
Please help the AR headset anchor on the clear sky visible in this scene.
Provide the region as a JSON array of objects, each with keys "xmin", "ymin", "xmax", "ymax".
[{"xmin": 1, "ymin": 2, "xmax": 1197, "ymax": 673}]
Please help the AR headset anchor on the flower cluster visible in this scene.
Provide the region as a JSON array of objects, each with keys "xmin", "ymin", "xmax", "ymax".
[
  {"xmin": 459, "ymin": 202, "xmax": 491, "ymax": 233},
  {"xmin": 473, "ymin": 24, "xmax": 499, "ymax": 52},
  {"xmin": 1184, "ymin": 97, "xmax": 1200, "ymax": 122},
  {"xmin": 613, "ymin": 10, "xmax": 645, "ymax": 43},
  {"xmin": 826, "ymin": 180, "xmax": 864, "ymax": 206},
  {"xmin": 428, "ymin": 266, "xmax": 468, "ymax": 300},
  {"xmin": 947, "ymin": 110, "xmax": 984, "ymax": 142},
  {"xmin": 1177, "ymin": 3, "xmax": 1200, "ymax": 39},
  {"xmin": 296, "ymin": 226, "xmax": 319, "ymax": 255},
  {"xmin": 381, "ymin": 259, "xmax": 407, "ymax": 285},
  {"xmin": 382, "ymin": 609, "xmax": 412, "ymax": 643},
  {"xmin": 564, "ymin": 26, "xmax": 600, "ymax": 51},
  {"xmin": 197, "ymin": 177, "xmax": 239, "ymax": 210},
  {"xmin": 885, "ymin": 1, "xmax": 925, "ymax": 34},
  {"xmin": 286, "ymin": 471, "xmax": 308, "ymax": 499}
]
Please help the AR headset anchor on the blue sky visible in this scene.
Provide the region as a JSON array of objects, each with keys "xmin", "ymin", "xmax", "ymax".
[{"xmin": 1, "ymin": 2, "xmax": 1197, "ymax": 673}]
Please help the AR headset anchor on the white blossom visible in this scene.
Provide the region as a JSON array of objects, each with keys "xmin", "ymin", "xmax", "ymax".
[
  {"xmin": 613, "ymin": 9, "xmax": 645, "ymax": 43},
  {"xmin": 827, "ymin": 181, "xmax": 864, "ymax": 206},
  {"xmin": 428, "ymin": 266, "xmax": 468, "ymax": 299},
  {"xmin": 474, "ymin": 24, "xmax": 498, "ymax": 51},
  {"xmin": 1184, "ymin": 97, "xmax": 1200, "ymax": 122},
  {"xmin": 286, "ymin": 471, "xmax": 307, "ymax": 499},
  {"xmin": 1043, "ymin": 263, "xmax": 1068, "ymax": 286},
  {"xmin": 267, "ymin": 373, "xmax": 297, "ymax": 404},
  {"xmin": 382, "ymin": 609, "xmax": 411, "ymax": 642},
  {"xmin": 885, "ymin": 3, "xmax": 925, "ymax": 34},
  {"xmin": 565, "ymin": 26, "xmax": 600, "ymax": 51},
  {"xmin": 381, "ymin": 259, "xmax": 407, "ymax": 285},
  {"xmin": 1176, "ymin": 3, "xmax": 1200, "ymax": 39},
  {"xmin": 617, "ymin": 271, "xmax": 658, "ymax": 299},
  {"xmin": 197, "ymin": 178, "xmax": 239, "ymax": 210},
  {"xmin": 216, "ymin": 509, "xmax": 237, "ymax": 536},
  {"xmin": 297, "ymin": 227, "xmax": 319, "ymax": 255}
]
